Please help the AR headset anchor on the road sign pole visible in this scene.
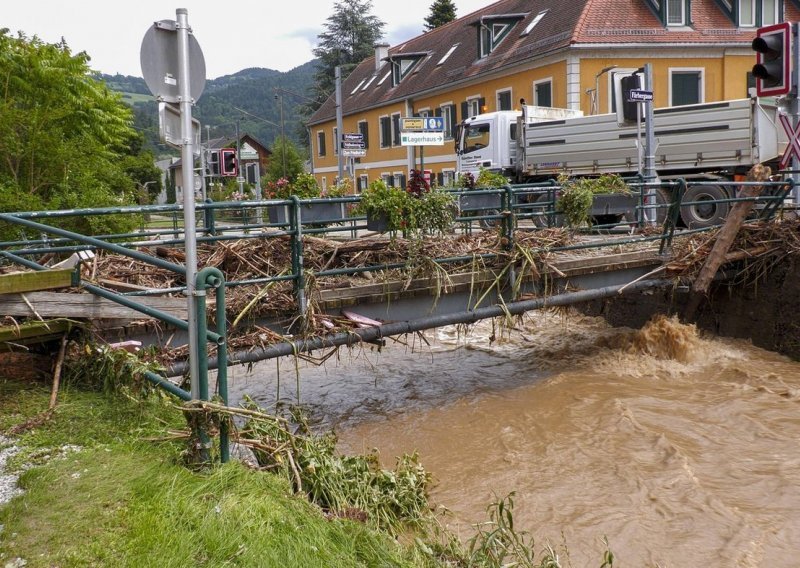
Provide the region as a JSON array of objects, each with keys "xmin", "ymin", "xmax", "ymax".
[
  {"xmin": 176, "ymin": 8, "xmax": 201, "ymax": 399},
  {"xmin": 643, "ymin": 63, "xmax": 657, "ymax": 225}
]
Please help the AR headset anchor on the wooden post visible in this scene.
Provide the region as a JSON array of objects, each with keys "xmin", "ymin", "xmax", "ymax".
[{"xmin": 682, "ymin": 165, "xmax": 771, "ymax": 321}]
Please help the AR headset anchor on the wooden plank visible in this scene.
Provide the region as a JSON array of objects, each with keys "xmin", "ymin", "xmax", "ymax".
[
  {"xmin": 0, "ymin": 319, "xmax": 73, "ymax": 344},
  {"xmin": 0, "ymin": 269, "xmax": 74, "ymax": 295},
  {"xmin": 0, "ymin": 291, "xmax": 190, "ymax": 320}
]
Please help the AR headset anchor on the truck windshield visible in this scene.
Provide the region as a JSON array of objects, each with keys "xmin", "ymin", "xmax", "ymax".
[{"xmin": 461, "ymin": 123, "xmax": 490, "ymax": 154}]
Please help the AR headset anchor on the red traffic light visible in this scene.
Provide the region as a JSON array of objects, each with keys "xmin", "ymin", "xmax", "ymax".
[
  {"xmin": 752, "ymin": 22, "xmax": 791, "ymax": 97},
  {"xmin": 220, "ymin": 148, "xmax": 238, "ymax": 177}
]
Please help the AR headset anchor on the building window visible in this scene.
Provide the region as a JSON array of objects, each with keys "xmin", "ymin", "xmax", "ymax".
[
  {"xmin": 670, "ymin": 69, "xmax": 703, "ymax": 106},
  {"xmin": 467, "ymin": 98, "xmax": 482, "ymax": 116},
  {"xmin": 477, "ymin": 15, "xmax": 523, "ymax": 58},
  {"xmin": 358, "ymin": 174, "xmax": 368, "ymax": 193},
  {"xmin": 761, "ymin": 0, "xmax": 778, "ymax": 25},
  {"xmin": 739, "ymin": 0, "xmax": 756, "ymax": 26},
  {"xmin": 497, "ymin": 90, "xmax": 512, "ymax": 111},
  {"xmin": 390, "ymin": 54, "xmax": 426, "ymax": 86},
  {"xmin": 442, "ymin": 169, "xmax": 456, "ymax": 187},
  {"xmin": 393, "ymin": 172, "xmax": 406, "ymax": 189},
  {"xmin": 439, "ymin": 104, "xmax": 456, "ymax": 139},
  {"xmin": 666, "ymin": 0, "xmax": 685, "ymax": 25},
  {"xmin": 358, "ymin": 120, "xmax": 369, "ymax": 149},
  {"xmin": 381, "ymin": 173, "xmax": 392, "ymax": 187},
  {"xmin": 333, "ymin": 126, "xmax": 339, "ymax": 156},
  {"xmin": 379, "ymin": 116, "xmax": 391, "ymax": 148},
  {"xmin": 391, "ymin": 113, "xmax": 401, "ymax": 146},
  {"xmin": 317, "ymin": 131, "xmax": 326, "ymax": 157},
  {"xmin": 533, "ymin": 79, "xmax": 552, "ymax": 107}
]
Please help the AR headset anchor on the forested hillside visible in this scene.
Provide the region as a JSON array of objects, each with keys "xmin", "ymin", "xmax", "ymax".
[{"xmin": 100, "ymin": 60, "xmax": 317, "ymax": 158}]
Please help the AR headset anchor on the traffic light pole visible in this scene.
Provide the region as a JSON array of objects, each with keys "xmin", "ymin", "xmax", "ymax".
[
  {"xmin": 792, "ymin": 23, "xmax": 800, "ymax": 204},
  {"xmin": 176, "ymin": 8, "xmax": 201, "ymax": 399}
]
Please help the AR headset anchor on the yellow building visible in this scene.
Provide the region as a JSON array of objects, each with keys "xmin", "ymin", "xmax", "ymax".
[{"xmin": 308, "ymin": 0, "xmax": 797, "ymax": 190}]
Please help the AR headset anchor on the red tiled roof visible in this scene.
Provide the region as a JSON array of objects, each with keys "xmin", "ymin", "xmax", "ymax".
[{"xmin": 308, "ymin": 0, "xmax": 760, "ymax": 125}]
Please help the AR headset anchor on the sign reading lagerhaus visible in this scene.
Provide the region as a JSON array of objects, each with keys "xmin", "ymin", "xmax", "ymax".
[{"xmin": 400, "ymin": 131, "xmax": 445, "ymax": 146}]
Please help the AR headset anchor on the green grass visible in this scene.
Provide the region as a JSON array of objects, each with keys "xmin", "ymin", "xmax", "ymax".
[{"xmin": 0, "ymin": 378, "xmax": 412, "ymax": 567}]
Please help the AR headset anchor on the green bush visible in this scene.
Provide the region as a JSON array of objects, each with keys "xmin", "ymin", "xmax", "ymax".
[{"xmin": 556, "ymin": 173, "xmax": 630, "ymax": 227}]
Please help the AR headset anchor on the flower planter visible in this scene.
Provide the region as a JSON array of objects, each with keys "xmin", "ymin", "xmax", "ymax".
[
  {"xmin": 591, "ymin": 193, "xmax": 637, "ymax": 216},
  {"xmin": 267, "ymin": 201, "xmax": 345, "ymax": 225},
  {"xmin": 459, "ymin": 191, "xmax": 503, "ymax": 211},
  {"xmin": 366, "ymin": 211, "xmax": 390, "ymax": 232}
]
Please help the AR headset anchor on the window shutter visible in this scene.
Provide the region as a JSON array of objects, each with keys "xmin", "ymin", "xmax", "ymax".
[
  {"xmin": 437, "ymin": 172, "xmax": 444, "ymax": 186},
  {"xmin": 449, "ymin": 104, "xmax": 457, "ymax": 134},
  {"xmin": 360, "ymin": 122, "xmax": 369, "ymax": 148},
  {"xmin": 461, "ymin": 101, "xmax": 469, "ymax": 120},
  {"xmin": 399, "ymin": 174, "xmax": 406, "ymax": 189},
  {"xmin": 434, "ymin": 107, "xmax": 442, "ymax": 117},
  {"xmin": 478, "ymin": 97, "xmax": 486, "ymax": 112}
]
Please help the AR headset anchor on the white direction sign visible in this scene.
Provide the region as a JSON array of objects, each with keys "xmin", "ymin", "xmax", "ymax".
[
  {"xmin": 401, "ymin": 131, "xmax": 445, "ymax": 146},
  {"xmin": 341, "ymin": 148, "xmax": 367, "ymax": 157}
]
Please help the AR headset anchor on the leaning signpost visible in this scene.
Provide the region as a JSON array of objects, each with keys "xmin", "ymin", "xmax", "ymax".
[{"xmin": 140, "ymin": 9, "xmax": 206, "ymax": 398}]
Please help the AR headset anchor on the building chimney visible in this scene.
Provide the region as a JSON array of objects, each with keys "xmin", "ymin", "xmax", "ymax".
[{"xmin": 374, "ymin": 43, "xmax": 389, "ymax": 72}]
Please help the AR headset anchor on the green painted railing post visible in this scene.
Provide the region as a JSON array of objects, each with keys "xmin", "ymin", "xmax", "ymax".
[
  {"xmin": 502, "ymin": 184, "xmax": 515, "ymax": 251},
  {"xmin": 659, "ymin": 179, "xmax": 685, "ymax": 254},
  {"xmin": 196, "ymin": 267, "xmax": 228, "ymax": 463},
  {"xmin": 203, "ymin": 199, "xmax": 216, "ymax": 236},
  {"xmin": 290, "ymin": 196, "xmax": 306, "ymax": 316}
]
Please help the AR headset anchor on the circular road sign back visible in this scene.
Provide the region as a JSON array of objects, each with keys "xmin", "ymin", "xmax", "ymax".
[{"xmin": 140, "ymin": 20, "xmax": 206, "ymax": 102}]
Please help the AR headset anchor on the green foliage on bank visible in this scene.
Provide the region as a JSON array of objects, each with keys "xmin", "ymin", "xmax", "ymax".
[{"xmin": 0, "ymin": 31, "xmax": 161, "ymax": 239}]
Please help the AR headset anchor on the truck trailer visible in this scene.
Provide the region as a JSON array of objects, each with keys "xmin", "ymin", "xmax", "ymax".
[{"xmin": 455, "ymin": 98, "xmax": 788, "ymax": 228}]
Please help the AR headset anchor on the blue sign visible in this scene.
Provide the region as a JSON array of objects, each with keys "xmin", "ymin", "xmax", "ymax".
[{"xmin": 424, "ymin": 117, "xmax": 444, "ymax": 131}]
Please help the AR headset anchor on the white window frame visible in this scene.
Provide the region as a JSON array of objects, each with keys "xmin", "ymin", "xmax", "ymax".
[
  {"xmin": 761, "ymin": 0, "xmax": 779, "ymax": 26},
  {"xmin": 668, "ymin": 67, "xmax": 705, "ymax": 106},
  {"xmin": 442, "ymin": 169, "xmax": 456, "ymax": 187},
  {"xmin": 358, "ymin": 174, "xmax": 368, "ymax": 193},
  {"xmin": 393, "ymin": 172, "xmax": 404, "ymax": 188},
  {"xmin": 441, "ymin": 103, "xmax": 455, "ymax": 139},
  {"xmin": 418, "ymin": 108, "xmax": 431, "ymax": 117},
  {"xmin": 316, "ymin": 130, "xmax": 326, "ymax": 157},
  {"xmin": 739, "ymin": 0, "xmax": 756, "ymax": 27},
  {"xmin": 381, "ymin": 173, "xmax": 392, "ymax": 186},
  {"xmin": 666, "ymin": 0, "xmax": 686, "ymax": 26},
  {"xmin": 496, "ymin": 88, "xmax": 513, "ymax": 111},
  {"xmin": 466, "ymin": 97, "xmax": 482, "ymax": 116},
  {"xmin": 532, "ymin": 78, "xmax": 553, "ymax": 107}
]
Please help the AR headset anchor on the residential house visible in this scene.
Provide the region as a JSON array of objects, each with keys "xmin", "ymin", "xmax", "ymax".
[
  {"xmin": 168, "ymin": 133, "xmax": 272, "ymax": 202},
  {"xmin": 307, "ymin": 0, "xmax": 798, "ymax": 191}
]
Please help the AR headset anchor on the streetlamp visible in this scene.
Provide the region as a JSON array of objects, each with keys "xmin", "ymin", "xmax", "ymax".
[{"xmin": 591, "ymin": 65, "xmax": 618, "ymax": 115}]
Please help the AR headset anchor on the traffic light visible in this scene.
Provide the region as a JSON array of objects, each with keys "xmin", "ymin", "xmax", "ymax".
[
  {"xmin": 752, "ymin": 22, "xmax": 791, "ymax": 97},
  {"xmin": 220, "ymin": 148, "xmax": 238, "ymax": 177},
  {"xmin": 207, "ymin": 150, "xmax": 219, "ymax": 176}
]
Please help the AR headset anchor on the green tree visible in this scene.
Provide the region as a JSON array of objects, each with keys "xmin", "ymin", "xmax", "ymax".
[
  {"xmin": 265, "ymin": 136, "xmax": 306, "ymax": 184},
  {"xmin": 0, "ymin": 30, "xmax": 143, "ymax": 235},
  {"xmin": 424, "ymin": 0, "xmax": 457, "ymax": 31},
  {"xmin": 299, "ymin": 0, "xmax": 386, "ymax": 138}
]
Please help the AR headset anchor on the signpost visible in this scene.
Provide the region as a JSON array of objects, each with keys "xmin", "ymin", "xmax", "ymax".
[
  {"xmin": 400, "ymin": 116, "xmax": 445, "ymax": 172},
  {"xmin": 141, "ymin": 9, "xmax": 205, "ymax": 399},
  {"xmin": 626, "ymin": 65, "xmax": 656, "ymax": 224},
  {"xmin": 341, "ymin": 132, "xmax": 366, "ymax": 157}
]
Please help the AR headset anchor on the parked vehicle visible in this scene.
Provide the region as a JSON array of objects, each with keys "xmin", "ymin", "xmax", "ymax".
[{"xmin": 455, "ymin": 98, "xmax": 788, "ymax": 228}]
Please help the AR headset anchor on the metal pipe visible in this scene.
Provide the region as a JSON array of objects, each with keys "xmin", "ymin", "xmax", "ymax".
[
  {"xmin": 144, "ymin": 370, "xmax": 191, "ymax": 401},
  {"xmin": 165, "ymin": 277, "xmax": 674, "ymax": 377}
]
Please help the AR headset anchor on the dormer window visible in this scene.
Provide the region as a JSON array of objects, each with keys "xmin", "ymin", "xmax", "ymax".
[
  {"xmin": 474, "ymin": 13, "xmax": 526, "ymax": 58},
  {"xmin": 642, "ymin": 0, "xmax": 689, "ymax": 26},
  {"xmin": 387, "ymin": 52, "xmax": 427, "ymax": 86},
  {"xmin": 712, "ymin": 0, "xmax": 782, "ymax": 27}
]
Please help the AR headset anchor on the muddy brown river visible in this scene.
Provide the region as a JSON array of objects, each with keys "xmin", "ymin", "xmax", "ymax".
[{"xmin": 229, "ymin": 310, "xmax": 800, "ymax": 566}]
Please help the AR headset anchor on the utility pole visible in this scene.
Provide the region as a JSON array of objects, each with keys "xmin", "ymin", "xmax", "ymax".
[
  {"xmin": 235, "ymin": 118, "xmax": 244, "ymax": 195},
  {"xmin": 335, "ymin": 65, "xmax": 344, "ymax": 181}
]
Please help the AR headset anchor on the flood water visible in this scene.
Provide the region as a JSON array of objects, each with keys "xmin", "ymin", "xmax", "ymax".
[{"xmin": 227, "ymin": 310, "xmax": 800, "ymax": 567}]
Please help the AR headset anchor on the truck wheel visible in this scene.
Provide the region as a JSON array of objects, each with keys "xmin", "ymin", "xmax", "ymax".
[
  {"xmin": 531, "ymin": 193, "xmax": 564, "ymax": 228},
  {"xmin": 680, "ymin": 184, "xmax": 729, "ymax": 229}
]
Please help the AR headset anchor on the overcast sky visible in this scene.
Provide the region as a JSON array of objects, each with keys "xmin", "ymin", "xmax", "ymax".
[{"xmin": 3, "ymin": 0, "xmax": 490, "ymax": 79}]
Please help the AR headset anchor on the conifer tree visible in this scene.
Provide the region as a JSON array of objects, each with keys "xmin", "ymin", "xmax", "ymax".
[{"xmin": 424, "ymin": 0, "xmax": 457, "ymax": 31}]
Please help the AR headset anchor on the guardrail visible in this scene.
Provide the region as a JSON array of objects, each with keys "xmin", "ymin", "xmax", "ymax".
[{"xmin": 0, "ymin": 177, "xmax": 792, "ymax": 383}]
